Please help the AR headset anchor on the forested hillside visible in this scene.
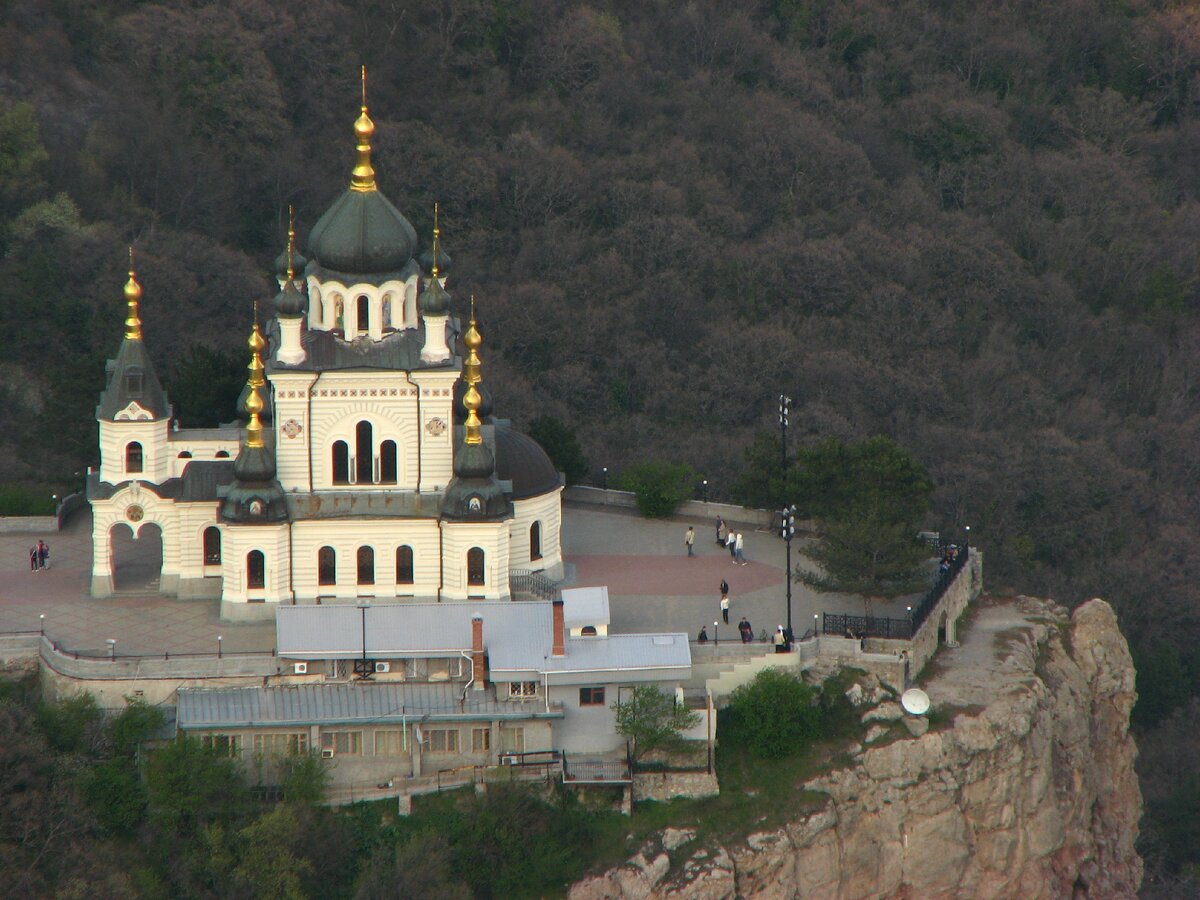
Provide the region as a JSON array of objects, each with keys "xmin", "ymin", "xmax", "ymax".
[{"xmin": 2, "ymin": 0, "xmax": 1200, "ymax": 887}]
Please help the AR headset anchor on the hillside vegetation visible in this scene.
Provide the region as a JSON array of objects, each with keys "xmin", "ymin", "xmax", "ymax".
[{"xmin": 2, "ymin": 0, "xmax": 1200, "ymax": 887}]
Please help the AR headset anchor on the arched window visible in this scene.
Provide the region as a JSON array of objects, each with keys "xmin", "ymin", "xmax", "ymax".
[
  {"xmin": 355, "ymin": 421, "xmax": 373, "ymax": 484},
  {"xmin": 382, "ymin": 293, "xmax": 393, "ymax": 330},
  {"xmin": 380, "ymin": 440, "xmax": 397, "ymax": 483},
  {"xmin": 203, "ymin": 527, "xmax": 221, "ymax": 565},
  {"xmin": 530, "ymin": 522, "xmax": 543, "ymax": 561},
  {"xmin": 581, "ymin": 626, "xmax": 598, "ymax": 637},
  {"xmin": 215, "ymin": 450, "xmax": 230, "ymax": 459},
  {"xmin": 178, "ymin": 451, "xmax": 192, "ymax": 459},
  {"xmin": 467, "ymin": 547, "xmax": 485, "ymax": 587},
  {"xmin": 357, "ymin": 295, "xmax": 369, "ymax": 334},
  {"xmin": 125, "ymin": 442, "xmax": 143, "ymax": 473},
  {"xmin": 318, "ymin": 546, "xmax": 336, "ymax": 586},
  {"xmin": 332, "ymin": 441, "xmax": 349, "ymax": 484},
  {"xmin": 357, "ymin": 546, "xmax": 375, "ymax": 585},
  {"xmin": 396, "ymin": 546, "xmax": 414, "ymax": 584},
  {"xmin": 247, "ymin": 550, "xmax": 265, "ymax": 589}
]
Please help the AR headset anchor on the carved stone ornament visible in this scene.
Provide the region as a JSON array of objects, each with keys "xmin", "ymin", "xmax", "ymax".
[
  {"xmin": 426, "ymin": 416, "xmax": 447, "ymax": 437},
  {"xmin": 281, "ymin": 418, "xmax": 303, "ymax": 439},
  {"xmin": 126, "ymin": 505, "xmax": 144, "ymax": 523},
  {"xmin": 115, "ymin": 401, "xmax": 153, "ymax": 421}
]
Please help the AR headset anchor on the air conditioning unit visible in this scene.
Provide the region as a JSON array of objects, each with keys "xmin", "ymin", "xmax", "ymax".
[
  {"xmin": 500, "ymin": 754, "xmax": 519, "ymax": 766},
  {"xmin": 293, "ymin": 662, "xmax": 308, "ymax": 674},
  {"xmin": 321, "ymin": 748, "xmax": 335, "ymax": 758},
  {"xmin": 375, "ymin": 662, "xmax": 391, "ymax": 673}
]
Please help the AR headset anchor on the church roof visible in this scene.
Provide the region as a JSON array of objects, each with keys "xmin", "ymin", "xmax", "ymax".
[
  {"xmin": 494, "ymin": 424, "xmax": 562, "ymax": 500},
  {"xmin": 87, "ymin": 461, "xmax": 236, "ymax": 500},
  {"xmin": 267, "ymin": 326, "xmax": 458, "ymax": 373},
  {"xmin": 96, "ymin": 339, "xmax": 170, "ymax": 421},
  {"xmin": 307, "ymin": 188, "xmax": 418, "ymax": 280}
]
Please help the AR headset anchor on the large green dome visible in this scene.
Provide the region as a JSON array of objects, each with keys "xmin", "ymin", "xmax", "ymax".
[{"xmin": 307, "ymin": 188, "xmax": 417, "ymax": 277}]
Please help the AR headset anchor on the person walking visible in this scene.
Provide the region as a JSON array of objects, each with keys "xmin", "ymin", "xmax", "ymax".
[
  {"xmin": 735, "ymin": 532, "xmax": 746, "ymax": 565},
  {"xmin": 720, "ymin": 594, "xmax": 730, "ymax": 624},
  {"xmin": 773, "ymin": 626, "xmax": 786, "ymax": 653},
  {"xmin": 685, "ymin": 526, "xmax": 696, "ymax": 558},
  {"xmin": 719, "ymin": 578, "xmax": 729, "ymax": 600},
  {"xmin": 697, "ymin": 625, "xmax": 709, "ymax": 644},
  {"xmin": 738, "ymin": 617, "xmax": 752, "ymax": 643},
  {"xmin": 37, "ymin": 540, "xmax": 49, "ymax": 570},
  {"xmin": 715, "ymin": 516, "xmax": 726, "ymax": 546},
  {"xmin": 29, "ymin": 545, "xmax": 38, "ymax": 572},
  {"xmin": 727, "ymin": 530, "xmax": 737, "ymax": 561}
]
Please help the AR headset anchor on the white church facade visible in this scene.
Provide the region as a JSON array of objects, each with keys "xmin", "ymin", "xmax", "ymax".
[{"xmin": 87, "ymin": 82, "xmax": 564, "ymax": 621}]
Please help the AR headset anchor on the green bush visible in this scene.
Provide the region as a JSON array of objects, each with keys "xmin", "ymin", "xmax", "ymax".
[
  {"xmin": 725, "ymin": 668, "xmax": 823, "ymax": 758},
  {"xmin": 0, "ymin": 483, "xmax": 58, "ymax": 516},
  {"xmin": 616, "ymin": 460, "xmax": 696, "ymax": 518},
  {"xmin": 528, "ymin": 415, "xmax": 590, "ymax": 485}
]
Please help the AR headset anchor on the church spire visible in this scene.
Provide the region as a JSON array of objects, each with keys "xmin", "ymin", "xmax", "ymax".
[
  {"xmin": 286, "ymin": 205, "xmax": 297, "ymax": 281},
  {"xmin": 431, "ymin": 202, "xmax": 441, "ymax": 279},
  {"xmin": 350, "ymin": 65, "xmax": 377, "ymax": 193},
  {"xmin": 245, "ymin": 306, "xmax": 267, "ymax": 449},
  {"xmin": 463, "ymin": 296, "xmax": 484, "ymax": 445},
  {"xmin": 124, "ymin": 247, "xmax": 143, "ymax": 341}
]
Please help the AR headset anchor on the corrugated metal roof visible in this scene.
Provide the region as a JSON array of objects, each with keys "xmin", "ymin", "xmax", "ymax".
[
  {"xmin": 277, "ymin": 602, "xmax": 554, "ymax": 667},
  {"xmin": 177, "ymin": 682, "xmax": 557, "ymax": 729},
  {"xmin": 561, "ymin": 586, "xmax": 610, "ymax": 628},
  {"xmin": 544, "ymin": 633, "xmax": 692, "ymax": 673}
]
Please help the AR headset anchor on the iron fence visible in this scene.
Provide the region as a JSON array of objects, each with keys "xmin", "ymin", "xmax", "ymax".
[
  {"xmin": 509, "ymin": 569, "xmax": 561, "ymax": 602},
  {"xmin": 821, "ymin": 542, "xmax": 970, "ymax": 640}
]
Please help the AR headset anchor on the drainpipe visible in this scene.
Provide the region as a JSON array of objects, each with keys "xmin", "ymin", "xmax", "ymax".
[
  {"xmin": 437, "ymin": 518, "xmax": 444, "ymax": 603},
  {"xmin": 404, "ymin": 371, "xmax": 422, "ymax": 492},
  {"xmin": 306, "ymin": 373, "xmax": 322, "ymax": 495},
  {"xmin": 288, "ymin": 521, "xmax": 296, "ymax": 605},
  {"xmin": 460, "ymin": 649, "xmax": 475, "ymax": 700}
]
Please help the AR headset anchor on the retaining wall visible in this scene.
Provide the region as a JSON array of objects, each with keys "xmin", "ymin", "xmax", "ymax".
[
  {"xmin": 0, "ymin": 516, "xmax": 58, "ymax": 534},
  {"xmin": 563, "ymin": 486, "xmax": 813, "ymax": 531},
  {"xmin": 632, "ymin": 771, "xmax": 719, "ymax": 802}
]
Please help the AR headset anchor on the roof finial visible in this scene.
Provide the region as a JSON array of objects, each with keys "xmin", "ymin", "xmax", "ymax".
[
  {"xmin": 431, "ymin": 202, "xmax": 441, "ymax": 279},
  {"xmin": 463, "ymin": 295, "xmax": 484, "ymax": 445},
  {"xmin": 123, "ymin": 246, "xmax": 143, "ymax": 341},
  {"xmin": 286, "ymin": 205, "xmax": 296, "ymax": 281},
  {"xmin": 350, "ymin": 65, "xmax": 377, "ymax": 193},
  {"xmin": 245, "ymin": 303, "xmax": 267, "ymax": 449}
]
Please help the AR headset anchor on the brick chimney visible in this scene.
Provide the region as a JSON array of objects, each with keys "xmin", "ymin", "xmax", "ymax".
[
  {"xmin": 471, "ymin": 614, "xmax": 486, "ymax": 689},
  {"xmin": 552, "ymin": 599, "xmax": 565, "ymax": 657}
]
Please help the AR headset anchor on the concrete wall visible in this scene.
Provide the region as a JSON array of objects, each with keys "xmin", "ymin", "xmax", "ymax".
[{"xmin": 0, "ymin": 516, "xmax": 58, "ymax": 534}]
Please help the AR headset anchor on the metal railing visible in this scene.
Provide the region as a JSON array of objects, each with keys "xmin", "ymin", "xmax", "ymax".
[
  {"xmin": 821, "ymin": 542, "xmax": 970, "ymax": 640},
  {"xmin": 509, "ymin": 569, "xmax": 561, "ymax": 603}
]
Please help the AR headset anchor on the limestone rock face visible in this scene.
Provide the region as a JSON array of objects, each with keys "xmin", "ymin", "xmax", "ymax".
[{"xmin": 569, "ymin": 597, "xmax": 1142, "ymax": 900}]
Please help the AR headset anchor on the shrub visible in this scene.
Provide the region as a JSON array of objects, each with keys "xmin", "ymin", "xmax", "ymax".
[
  {"xmin": 0, "ymin": 483, "xmax": 58, "ymax": 516},
  {"xmin": 616, "ymin": 460, "xmax": 696, "ymax": 518},
  {"xmin": 613, "ymin": 684, "xmax": 701, "ymax": 762},
  {"xmin": 725, "ymin": 668, "xmax": 822, "ymax": 758},
  {"xmin": 528, "ymin": 415, "xmax": 590, "ymax": 484}
]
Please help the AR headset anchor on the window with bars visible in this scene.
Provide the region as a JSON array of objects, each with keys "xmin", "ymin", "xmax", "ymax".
[
  {"xmin": 427, "ymin": 729, "xmax": 459, "ymax": 753},
  {"xmin": 508, "ymin": 681, "xmax": 537, "ymax": 699},
  {"xmin": 321, "ymin": 731, "xmax": 363, "ymax": 755},
  {"xmin": 374, "ymin": 730, "xmax": 405, "ymax": 756},
  {"xmin": 253, "ymin": 733, "xmax": 308, "ymax": 757}
]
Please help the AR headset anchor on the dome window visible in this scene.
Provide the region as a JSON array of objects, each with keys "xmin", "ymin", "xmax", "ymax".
[
  {"xmin": 332, "ymin": 441, "xmax": 350, "ymax": 484},
  {"xmin": 125, "ymin": 442, "xmax": 143, "ymax": 474},
  {"xmin": 357, "ymin": 546, "xmax": 375, "ymax": 585},
  {"xmin": 203, "ymin": 527, "xmax": 221, "ymax": 565},
  {"xmin": 530, "ymin": 522, "xmax": 542, "ymax": 561},
  {"xmin": 318, "ymin": 546, "xmax": 337, "ymax": 586},
  {"xmin": 396, "ymin": 546, "xmax": 414, "ymax": 584}
]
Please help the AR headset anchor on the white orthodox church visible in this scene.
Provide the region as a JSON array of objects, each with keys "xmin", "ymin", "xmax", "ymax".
[{"xmin": 87, "ymin": 84, "xmax": 564, "ymax": 621}]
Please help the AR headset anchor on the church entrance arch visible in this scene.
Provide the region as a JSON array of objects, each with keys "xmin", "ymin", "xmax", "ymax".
[{"xmin": 109, "ymin": 522, "xmax": 164, "ymax": 593}]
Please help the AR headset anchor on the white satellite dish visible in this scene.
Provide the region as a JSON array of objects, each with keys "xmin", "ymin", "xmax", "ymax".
[{"xmin": 901, "ymin": 688, "xmax": 931, "ymax": 716}]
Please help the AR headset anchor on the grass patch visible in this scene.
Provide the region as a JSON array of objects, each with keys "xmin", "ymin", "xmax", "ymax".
[{"xmin": 0, "ymin": 483, "xmax": 61, "ymax": 516}]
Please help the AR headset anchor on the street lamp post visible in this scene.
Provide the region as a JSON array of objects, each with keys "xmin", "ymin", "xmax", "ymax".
[
  {"xmin": 813, "ymin": 612, "xmax": 819, "ymax": 638},
  {"xmin": 906, "ymin": 606, "xmax": 913, "ymax": 638},
  {"xmin": 39, "ymin": 614, "xmax": 44, "ymax": 635},
  {"xmin": 781, "ymin": 505, "xmax": 796, "ymax": 641},
  {"xmin": 106, "ymin": 638, "xmax": 116, "ymax": 660},
  {"xmin": 217, "ymin": 635, "xmax": 223, "ymax": 659},
  {"xmin": 778, "ymin": 394, "xmax": 792, "ymax": 469},
  {"xmin": 702, "ymin": 479, "xmax": 708, "ymax": 504},
  {"xmin": 713, "ymin": 621, "xmax": 719, "ymax": 647},
  {"xmin": 601, "ymin": 467, "xmax": 608, "ymax": 491}
]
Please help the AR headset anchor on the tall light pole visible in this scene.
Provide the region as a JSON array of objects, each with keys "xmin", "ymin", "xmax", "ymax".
[
  {"xmin": 106, "ymin": 638, "xmax": 116, "ymax": 660},
  {"xmin": 782, "ymin": 505, "xmax": 796, "ymax": 641},
  {"xmin": 702, "ymin": 479, "xmax": 708, "ymax": 503},
  {"xmin": 778, "ymin": 394, "xmax": 792, "ymax": 469},
  {"xmin": 601, "ymin": 467, "xmax": 608, "ymax": 491}
]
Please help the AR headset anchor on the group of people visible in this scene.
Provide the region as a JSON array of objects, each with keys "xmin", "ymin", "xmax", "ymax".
[
  {"xmin": 937, "ymin": 544, "xmax": 963, "ymax": 574},
  {"xmin": 28, "ymin": 540, "xmax": 50, "ymax": 571},
  {"xmin": 686, "ymin": 518, "xmax": 748, "ymax": 565}
]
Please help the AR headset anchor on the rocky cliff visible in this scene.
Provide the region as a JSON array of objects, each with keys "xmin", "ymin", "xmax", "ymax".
[{"xmin": 571, "ymin": 597, "xmax": 1142, "ymax": 899}]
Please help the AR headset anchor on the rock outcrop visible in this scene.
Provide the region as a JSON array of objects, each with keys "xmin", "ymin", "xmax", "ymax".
[{"xmin": 571, "ymin": 597, "xmax": 1142, "ymax": 899}]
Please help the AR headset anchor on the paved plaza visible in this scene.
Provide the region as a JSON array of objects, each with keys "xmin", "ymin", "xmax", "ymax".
[{"xmin": 0, "ymin": 505, "xmax": 917, "ymax": 658}]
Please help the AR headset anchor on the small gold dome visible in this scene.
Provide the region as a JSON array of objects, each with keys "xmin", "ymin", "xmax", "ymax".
[{"xmin": 249, "ymin": 322, "xmax": 266, "ymax": 353}]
